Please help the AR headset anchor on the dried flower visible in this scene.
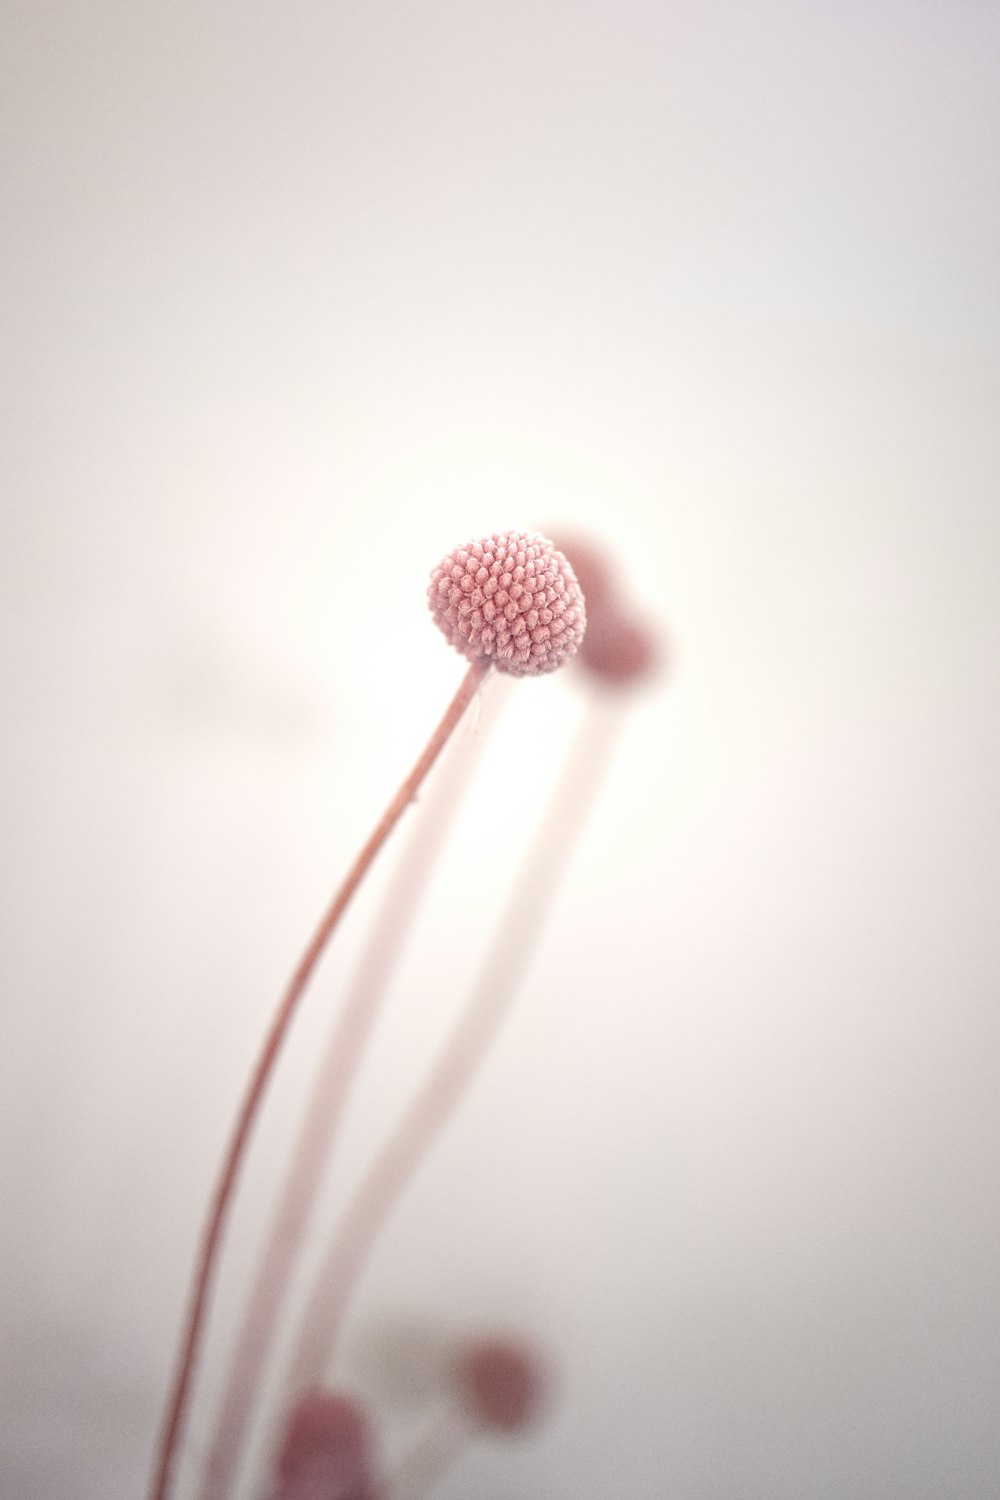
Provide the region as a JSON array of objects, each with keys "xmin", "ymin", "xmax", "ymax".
[{"xmin": 428, "ymin": 530, "xmax": 586, "ymax": 675}]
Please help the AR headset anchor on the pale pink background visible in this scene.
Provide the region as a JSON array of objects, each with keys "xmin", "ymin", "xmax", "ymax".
[{"xmin": 2, "ymin": 3, "xmax": 999, "ymax": 1497}]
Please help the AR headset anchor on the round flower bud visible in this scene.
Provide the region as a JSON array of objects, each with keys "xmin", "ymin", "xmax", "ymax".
[
  {"xmin": 274, "ymin": 1389, "xmax": 373, "ymax": 1500},
  {"xmin": 454, "ymin": 1336, "xmax": 547, "ymax": 1434},
  {"xmin": 428, "ymin": 530, "xmax": 586, "ymax": 676}
]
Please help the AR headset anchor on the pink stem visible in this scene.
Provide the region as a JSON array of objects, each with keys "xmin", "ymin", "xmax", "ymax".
[
  {"xmin": 147, "ymin": 658, "xmax": 489, "ymax": 1500},
  {"xmin": 198, "ymin": 675, "xmax": 504, "ymax": 1500}
]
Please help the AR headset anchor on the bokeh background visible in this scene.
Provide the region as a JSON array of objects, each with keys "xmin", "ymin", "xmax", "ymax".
[{"xmin": 2, "ymin": 2, "xmax": 998, "ymax": 1497}]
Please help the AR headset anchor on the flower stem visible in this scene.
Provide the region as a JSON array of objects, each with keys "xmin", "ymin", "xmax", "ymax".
[
  {"xmin": 147, "ymin": 657, "xmax": 489, "ymax": 1500},
  {"xmin": 198, "ymin": 674, "xmax": 506, "ymax": 1500}
]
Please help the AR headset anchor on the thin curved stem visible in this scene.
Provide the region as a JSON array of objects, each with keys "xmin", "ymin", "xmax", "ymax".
[
  {"xmin": 147, "ymin": 658, "xmax": 489, "ymax": 1500},
  {"xmin": 198, "ymin": 674, "xmax": 507, "ymax": 1500},
  {"xmin": 282, "ymin": 699, "xmax": 624, "ymax": 1400}
]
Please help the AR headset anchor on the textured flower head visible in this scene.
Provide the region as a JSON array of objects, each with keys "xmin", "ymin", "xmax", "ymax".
[{"xmin": 428, "ymin": 530, "xmax": 586, "ymax": 675}]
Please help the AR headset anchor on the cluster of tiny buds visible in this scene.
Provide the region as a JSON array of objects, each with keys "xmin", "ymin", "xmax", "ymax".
[{"xmin": 428, "ymin": 530, "xmax": 586, "ymax": 676}]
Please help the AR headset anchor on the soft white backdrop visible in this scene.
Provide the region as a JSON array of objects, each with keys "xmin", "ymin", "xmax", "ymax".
[{"xmin": 2, "ymin": 2, "xmax": 999, "ymax": 1497}]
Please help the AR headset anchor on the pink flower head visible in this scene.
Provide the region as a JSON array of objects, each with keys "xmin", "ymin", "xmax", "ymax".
[
  {"xmin": 454, "ymin": 1335, "xmax": 548, "ymax": 1434},
  {"xmin": 273, "ymin": 1389, "xmax": 373, "ymax": 1500},
  {"xmin": 428, "ymin": 530, "xmax": 586, "ymax": 676}
]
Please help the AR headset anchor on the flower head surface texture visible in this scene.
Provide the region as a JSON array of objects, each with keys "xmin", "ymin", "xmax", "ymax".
[{"xmin": 428, "ymin": 530, "xmax": 586, "ymax": 675}]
